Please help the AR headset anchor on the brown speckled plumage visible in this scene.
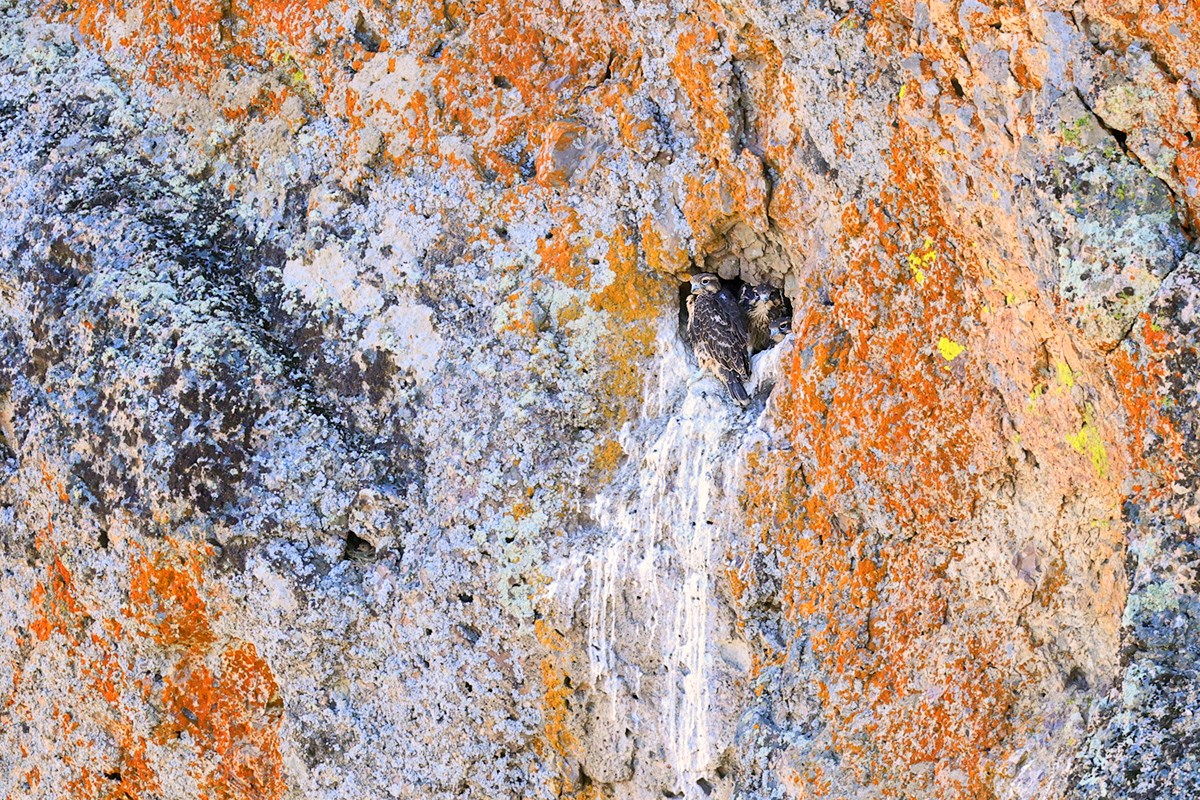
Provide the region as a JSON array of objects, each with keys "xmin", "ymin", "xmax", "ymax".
[
  {"xmin": 687, "ymin": 273, "xmax": 751, "ymax": 406},
  {"xmin": 739, "ymin": 284, "xmax": 790, "ymax": 353}
]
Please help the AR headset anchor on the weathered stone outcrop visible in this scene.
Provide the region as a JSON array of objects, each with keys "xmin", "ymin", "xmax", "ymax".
[{"xmin": 0, "ymin": 1, "xmax": 1197, "ymax": 798}]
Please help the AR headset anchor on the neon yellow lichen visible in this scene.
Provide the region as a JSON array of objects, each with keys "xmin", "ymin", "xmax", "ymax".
[
  {"xmin": 937, "ymin": 337, "xmax": 965, "ymax": 361},
  {"xmin": 907, "ymin": 237, "xmax": 937, "ymax": 285},
  {"xmin": 1055, "ymin": 360, "xmax": 1078, "ymax": 389},
  {"xmin": 1065, "ymin": 405, "xmax": 1109, "ymax": 478},
  {"xmin": 1027, "ymin": 383, "xmax": 1046, "ymax": 409}
]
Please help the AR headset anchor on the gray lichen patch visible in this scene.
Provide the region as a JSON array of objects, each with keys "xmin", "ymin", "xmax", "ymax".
[{"xmin": 1041, "ymin": 92, "xmax": 1189, "ymax": 352}]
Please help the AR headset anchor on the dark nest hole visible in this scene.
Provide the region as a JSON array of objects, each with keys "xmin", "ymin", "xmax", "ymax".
[
  {"xmin": 342, "ymin": 530, "xmax": 377, "ymax": 563},
  {"xmin": 677, "ymin": 273, "xmax": 793, "ymax": 356}
]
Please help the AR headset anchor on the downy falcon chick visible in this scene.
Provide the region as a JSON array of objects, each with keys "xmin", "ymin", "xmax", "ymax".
[
  {"xmin": 688, "ymin": 273, "xmax": 751, "ymax": 406},
  {"xmin": 739, "ymin": 284, "xmax": 789, "ymax": 352}
]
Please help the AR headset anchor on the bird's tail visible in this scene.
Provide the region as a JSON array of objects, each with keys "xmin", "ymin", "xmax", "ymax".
[{"xmin": 723, "ymin": 371, "xmax": 750, "ymax": 407}]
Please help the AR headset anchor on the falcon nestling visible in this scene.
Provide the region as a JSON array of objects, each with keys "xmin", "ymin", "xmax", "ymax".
[
  {"xmin": 769, "ymin": 314, "xmax": 792, "ymax": 344},
  {"xmin": 739, "ymin": 283, "xmax": 789, "ymax": 352},
  {"xmin": 687, "ymin": 273, "xmax": 751, "ymax": 406}
]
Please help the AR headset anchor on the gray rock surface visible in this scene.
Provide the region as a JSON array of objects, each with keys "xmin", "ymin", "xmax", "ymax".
[{"xmin": 1, "ymin": 1, "xmax": 1198, "ymax": 798}]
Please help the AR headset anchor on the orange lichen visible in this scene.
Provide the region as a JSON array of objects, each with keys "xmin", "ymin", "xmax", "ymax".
[
  {"xmin": 534, "ymin": 621, "xmax": 603, "ymax": 797},
  {"xmin": 734, "ymin": 108, "xmax": 1132, "ymax": 796},
  {"xmin": 589, "ymin": 61, "xmax": 654, "ymax": 155},
  {"xmin": 590, "ymin": 438, "xmax": 626, "ymax": 481},
  {"xmin": 20, "ymin": 533, "xmax": 284, "ymax": 800},
  {"xmin": 1109, "ymin": 315, "xmax": 1188, "ymax": 500},
  {"xmin": 128, "ymin": 544, "xmax": 217, "ymax": 650},
  {"xmin": 1078, "ymin": 0, "xmax": 1200, "ymax": 94},
  {"xmin": 536, "ymin": 210, "xmax": 587, "ymax": 287},
  {"xmin": 65, "ymin": 728, "xmax": 162, "ymax": 800},
  {"xmin": 47, "ymin": 2, "xmax": 1181, "ymax": 797},
  {"xmin": 533, "ymin": 619, "xmax": 566, "ymax": 651},
  {"xmin": 536, "ymin": 656, "xmax": 609, "ymax": 800},
  {"xmin": 637, "ymin": 216, "xmax": 690, "ymax": 275},
  {"xmin": 430, "ymin": 0, "xmax": 627, "ymax": 183},
  {"xmin": 538, "ymin": 659, "xmax": 578, "ymax": 760},
  {"xmin": 1176, "ymin": 144, "xmax": 1200, "ymax": 230},
  {"xmin": 18, "ymin": 539, "xmax": 169, "ymax": 800},
  {"xmin": 64, "ymin": 0, "xmax": 339, "ymax": 91},
  {"xmin": 29, "ymin": 557, "xmax": 88, "ymax": 644},
  {"xmin": 155, "ymin": 644, "xmax": 285, "ymax": 800},
  {"xmin": 589, "ymin": 225, "xmax": 670, "ymax": 423},
  {"xmin": 670, "ymin": 7, "xmax": 771, "ymax": 241},
  {"xmin": 39, "ymin": 462, "xmax": 69, "ymax": 504},
  {"xmin": 498, "ymin": 291, "xmax": 540, "ymax": 338},
  {"xmin": 61, "ymin": 0, "xmax": 630, "ymax": 187},
  {"xmin": 745, "ymin": 344, "xmax": 1015, "ymax": 796}
]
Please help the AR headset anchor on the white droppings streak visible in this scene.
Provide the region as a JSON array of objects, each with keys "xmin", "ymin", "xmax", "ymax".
[{"xmin": 549, "ymin": 313, "xmax": 792, "ymax": 789}]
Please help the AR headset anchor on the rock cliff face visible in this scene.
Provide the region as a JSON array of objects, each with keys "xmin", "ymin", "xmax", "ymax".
[{"xmin": 1, "ymin": 1, "xmax": 1198, "ymax": 798}]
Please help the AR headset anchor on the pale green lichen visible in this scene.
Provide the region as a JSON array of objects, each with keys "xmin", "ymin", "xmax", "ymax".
[{"xmin": 1122, "ymin": 579, "xmax": 1180, "ymax": 626}]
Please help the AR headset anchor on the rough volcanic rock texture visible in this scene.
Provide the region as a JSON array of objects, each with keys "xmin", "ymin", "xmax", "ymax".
[{"xmin": 0, "ymin": 1, "xmax": 1198, "ymax": 799}]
